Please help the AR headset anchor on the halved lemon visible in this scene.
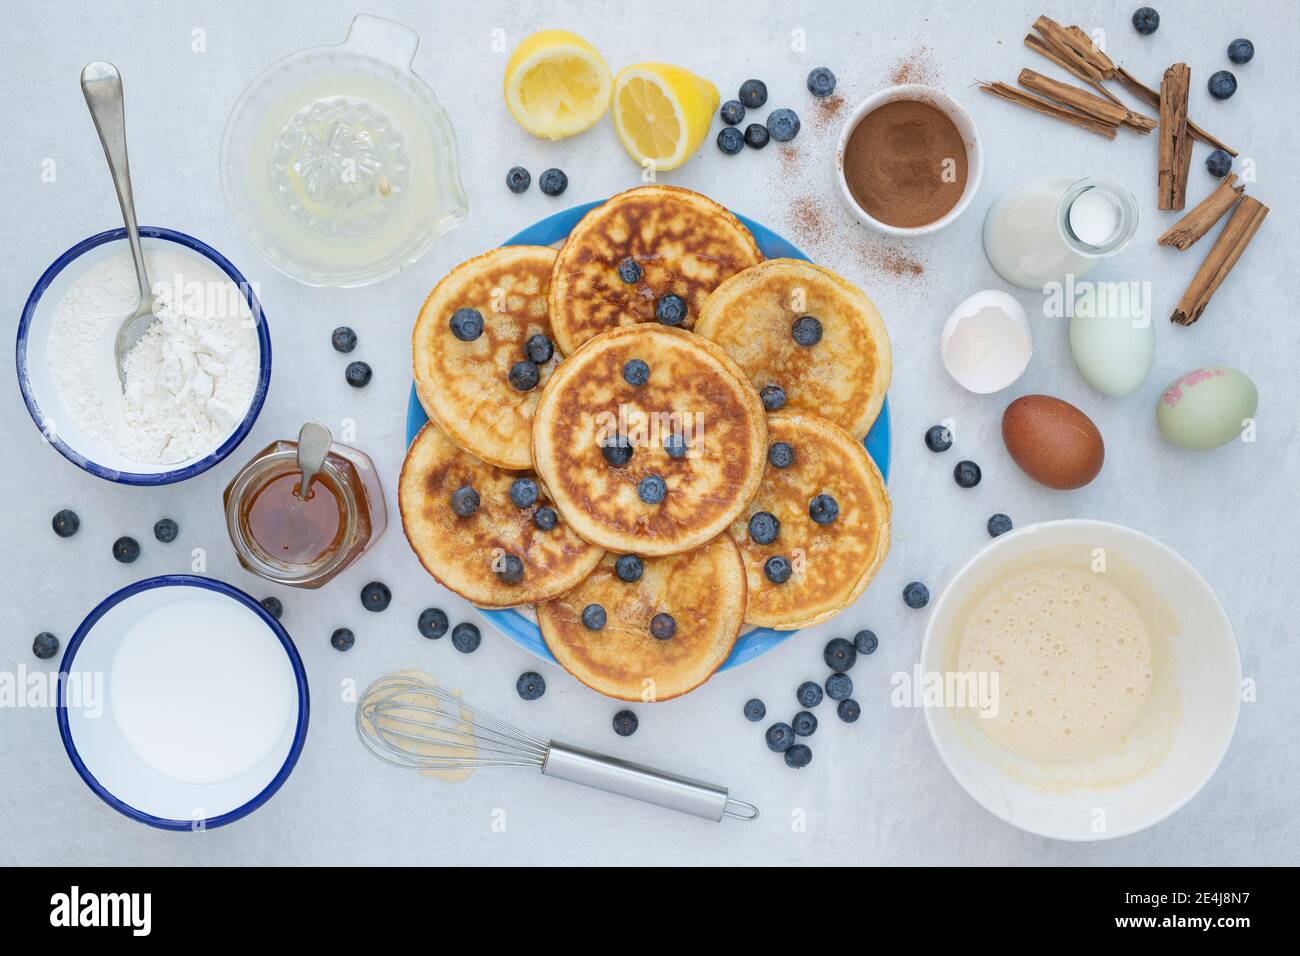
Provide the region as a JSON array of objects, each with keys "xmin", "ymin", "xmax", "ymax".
[
  {"xmin": 504, "ymin": 30, "xmax": 612, "ymax": 141},
  {"xmin": 612, "ymin": 64, "xmax": 719, "ymax": 171}
]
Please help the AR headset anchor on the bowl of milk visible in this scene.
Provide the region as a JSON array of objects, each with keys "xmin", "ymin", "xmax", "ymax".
[
  {"xmin": 56, "ymin": 575, "xmax": 308, "ymax": 830},
  {"xmin": 920, "ymin": 520, "xmax": 1240, "ymax": 841}
]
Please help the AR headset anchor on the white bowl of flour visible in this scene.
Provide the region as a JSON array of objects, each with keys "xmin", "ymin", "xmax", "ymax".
[{"xmin": 17, "ymin": 227, "xmax": 270, "ymax": 483}]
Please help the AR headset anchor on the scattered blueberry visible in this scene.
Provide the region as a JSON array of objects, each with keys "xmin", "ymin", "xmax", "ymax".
[
  {"xmin": 744, "ymin": 123, "xmax": 770, "ymax": 149},
  {"xmin": 768, "ymin": 442, "xmax": 795, "ymax": 469},
  {"xmin": 260, "ymin": 596, "xmax": 283, "ymax": 620},
  {"xmin": 450, "ymin": 307, "xmax": 484, "ymax": 341},
  {"xmin": 823, "ymin": 637, "xmax": 856, "ymax": 673},
  {"xmin": 925, "ymin": 424, "xmax": 953, "ymax": 452},
  {"xmin": 987, "ymin": 513, "xmax": 1013, "ymax": 537},
  {"xmin": 806, "ymin": 67, "xmax": 837, "ymax": 97},
  {"xmin": 1227, "ymin": 38, "xmax": 1254, "ymax": 65},
  {"xmin": 331, "ymin": 627, "xmax": 355, "ymax": 652},
  {"xmin": 853, "ymin": 629, "xmax": 878, "ymax": 655},
  {"xmin": 32, "ymin": 632, "xmax": 59, "ymax": 660},
  {"xmin": 516, "ymin": 671, "xmax": 546, "ymax": 701},
  {"xmin": 451, "ymin": 622, "xmax": 481, "ymax": 653},
  {"xmin": 617, "ymin": 257, "xmax": 642, "ymax": 284},
  {"xmin": 613, "ymin": 710, "xmax": 639, "ymax": 736},
  {"xmin": 345, "ymin": 361, "xmax": 372, "ymax": 387},
  {"xmin": 765, "ymin": 722, "xmax": 796, "ymax": 752},
  {"xmin": 533, "ymin": 507, "xmax": 558, "ymax": 531},
  {"xmin": 837, "ymin": 698, "xmax": 861, "ymax": 723},
  {"xmin": 720, "ymin": 99, "xmax": 746, "ymax": 125},
  {"xmin": 663, "ymin": 433, "xmax": 688, "ymax": 459},
  {"xmin": 450, "ymin": 485, "xmax": 480, "ymax": 518},
  {"xmin": 825, "ymin": 672, "xmax": 853, "ymax": 701},
  {"xmin": 52, "ymin": 509, "xmax": 80, "ymax": 538},
  {"xmin": 418, "ymin": 607, "xmax": 449, "ymax": 639},
  {"xmin": 508, "ymin": 360, "xmax": 540, "ymax": 391},
  {"xmin": 655, "ymin": 293, "xmax": 687, "ymax": 326},
  {"xmin": 331, "ymin": 326, "xmax": 357, "ymax": 353},
  {"xmin": 539, "ymin": 167, "xmax": 568, "ymax": 196},
  {"xmin": 759, "ymin": 384, "xmax": 786, "ymax": 411},
  {"xmin": 903, "ymin": 581, "xmax": 930, "ymax": 609},
  {"xmin": 954, "ymin": 460, "xmax": 982, "ymax": 488},
  {"xmin": 809, "ymin": 493, "xmax": 839, "ymax": 525},
  {"xmin": 506, "ymin": 166, "xmax": 531, "ymax": 193},
  {"xmin": 601, "ymin": 434, "xmax": 633, "ymax": 468},
  {"xmin": 716, "ymin": 126, "xmax": 745, "ymax": 155},
  {"xmin": 615, "ymin": 554, "xmax": 644, "ymax": 583},
  {"xmin": 524, "ymin": 334, "xmax": 554, "ymax": 364},
  {"xmin": 509, "ymin": 477, "xmax": 539, "ymax": 509},
  {"xmin": 1131, "ymin": 6, "xmax": 1159, "ymax": 34},
  {"xmin": 1208, "ymin": 70, "xmax": 1237, "ymax": 99},
  {"xmin": 650, "ymin": 612, "xmax": 677, "ymax": 640},
  {"xmin": 748, "ymin": 511, "xmax": 780, "ymax": 545},
  {"xmin": 1206, "ymin": 149, "xmax": 1233, "ymax": 177},
  {"xmin": 112, "ymin": 536, "xmax": 140, "ymax": 563},
  {"xmin": 744, "ymin": 698, "xmax": 767, "ymax": 722},
  {"xmin": 797, "ymin": 681, "xmax": 823, "ymax": 708},
  {"xmin": 361, "ymin": 581, "xmax": 391, "ymax": 611},
  {"xmin": 764, "ymin": 555, "xmax": 792, "ymax": 584},
  {"xmin": 791, "ymin": 315, "xmax": 822, "ymax": 346},
  {"xmin": 623, "ymin": 358, "xmax": 650, "ymax": 386},
  {"xmin": 153, "ymin": 518, "xmax": 179, "ymax": 543},
  {"xmin": 767, "ymin": 108, "xmax": 801, "ymax": 142},
  {"xmin": 784, "ymin": 744, "xmax": 813, "ymax": 768},
  {"xmin": 638, "ymin": 475, "xmax": 667, "ymax": 504},
  {"xmin": 739, "ymin": 79, "xmax": 768, "ymax": 109},
  {"xmin": 792, "ymin": 711, "xmax": 818, "ymax": 737},
  {"xmin": 581, "ymin": 603, "xmax": 607, "ymax": 630},
  {"xmin": 496, "ymin": 553, "xmax": 524, "ymax": 584}
]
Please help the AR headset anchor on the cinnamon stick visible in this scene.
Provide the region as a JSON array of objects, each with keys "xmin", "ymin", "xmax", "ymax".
[
  {"xmin": 1031, "ymin": 16, "xmax": 1110, "ymax": 81},
  {"xmin": 1158, "ymin": 63, "xmax": 1193, "ymax": 211},
  {"xmin": 1157, "ymin": 175, "xmax": 1245, "ymax": 250},
  {"xmin": 1018, "ymin": 68, "xmax": 1155, "ymax": 132},
  {"xmin": 1024, "ymin": 33, "xmax": 1123, "ymax": 104},
  {"xmin": 978, "ymin": 81, "xmax": 1118, "ymax": 138},
  {"xmin": 1115, "ymin": 66, "xmax": 1237, "ymax": 156},
  {"xmin": 1170, "ymin": 196, "xmax": 1268, "ymax": 325}
]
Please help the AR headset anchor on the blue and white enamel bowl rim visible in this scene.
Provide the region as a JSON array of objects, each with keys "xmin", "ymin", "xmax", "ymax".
[
  {"xmin": 56, "ymin": 574, "xmax": 310, "ymax": 831},
  {"xmin": 16, "ymin": 227, "xmax": 271, "ymax": 485},
  {"xmin": 406, "ymin": 200, "xmax": 892, "ymax": 671}
]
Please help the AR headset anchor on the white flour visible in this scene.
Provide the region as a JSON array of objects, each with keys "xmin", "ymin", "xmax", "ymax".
[{"xmin": 48, "ymin": 248, "xmax": 259, "ymax": 464}]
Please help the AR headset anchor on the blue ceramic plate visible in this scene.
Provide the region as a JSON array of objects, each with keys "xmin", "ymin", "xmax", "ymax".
[{"xmin": 405, "ymin": 201, "xmax": 892, "ymax": 670}]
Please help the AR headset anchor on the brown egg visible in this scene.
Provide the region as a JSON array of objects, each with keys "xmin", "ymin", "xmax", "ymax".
[{"xmin": 1001, "ymin": 395, "xmax": 1104, "ymax": 490}]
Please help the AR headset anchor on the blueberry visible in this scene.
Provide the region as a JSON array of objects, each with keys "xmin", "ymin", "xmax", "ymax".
[
  {"xmin": 663, "ymin": 433, "xmax": 688, "ymax": 459},
  {"xmin": 903, "ymin": 581, "xmax": 930, "ymax": 609},
  {"xmin": 260, "ymin": 596, "xmax": 284, "ymax": 620},
  {"xmin": 744, "ymin": 123, "xmax": 770, "ymax": 149},
  {"xmin": 450, "ymin": 485, "xmax": 480, "ymax": 517},
  {"xmin": 825, "ymin": 673, "xmax": 853, "ymax": 701},
  {"xmin": 516, "ymin": 671, "xmax": 546, "ymax": 701},
  {"xmin": 451, "ymin": 622, "xmax": 481, "ymax": 653},
  {"xmin": 361, "ymin": 581, "xmax": 391, "ymax": 611},
  {"xmin": 509, "ymin": 477, "xmax": 539, "ymax": 508},
  {"xmin": 720, "ymin": 99, "xmax": 746, "ymax": 125},
  {"xmin": 739, "ymin": 79, "xmax": 768, "ymax": 109},
  {"xmin": 853, "ymin": 629, "xmax": 878, "ymax": 655},
  {"xmin": 1131, "ymin": 6, "xmax": 1159, "ymax": 34},
  {"xmin": 954, "ymin": 460, "xmax": 982, "ymax": 488},
  {"xmin": 791, "ymin": 315, "xmax": 822, "ymax": 346},
  {"xmin": 716, "ymin": 126, "xmax": 745, "ymax": 155},
  {"xmin": 32, "ymin": 632, "xmax": 59, "ymax": 660},
  {"xmin": 418, "ymin": 607, "xmax": 449, "ymax": 639},
  {"xmin": 925, "ymin": 424, "xmax": 953, "ymax": 452},
  {"xmin": 508, "ymin": 360, "xmax": 540, "ymax": 391},
  {"xmin": 796, "ymin": 681, "xmax": 823, "ymax": 708},
  {"xmin": 539, "ymin": 167, "xmax": 568, "ymax": 196},
  {"xmin": 765, "ymin": 721, "xmax": 796, "ymax": 752},
  {"xmin": 112, "ymin": 536, "xmax": 140, "ymax": 563},
  {"xmin": 784, "ymin": 743, "xmax": 813, "ymax": 768},
  {"xmin": 809, "ymin": 493, "xmax": 839, "ymax": 525},
  {"xmin": 449, "ymin": 307, "xmax": 484, "ymax": 341},
  {"xmin": 987, "ymin": 513, "xmax": 1013, "ymax": 537},
  {"xmin": 613, "ymin": 710, "xmax": 639, "ymax": 736},
  {"xmin": 345, "ymin": 361, "xmax": 372, "ymax": 388},
  {"xmin": 807, "ymin": 67, "xmax": 837, "ymax": 97},
  {"xmin": 615, "ymin": 554, "xmax": 644, "ymax": 583},
  {"xmin": 622, "ymin": 358, "xmax": 649, "ymax": 386},
  {"xmin": 823, "ymin": 637, "xmax": 856, "ymax": 672},
  {"xmin": 1208, "ymin": 70, "xmax": 1237, "ymax": 99},
  {"xmin": 768, "ymin": 442, "xmax": 795, "ymax": 469},
  {"xmin": 759, "ymin": 384, "xmax": 786, "ymax": 411},
  {"xmin": 767, "ymin": 108, "xmax": 801, "ymax": 142},
  {"xmin": 533, "ymin": 506, "xmax": 558, "ymax": 531},
  {"xmin": 601, "ymin": 434, "xmax": 633, "ymax": 467},
  {"xmin": 331, "ymin": 326, "xmax": 357, "ymax": 353},
  {"xmin": 650, "ymin": 612, "xmax": 676, "ymax": 640},
  {"xmin": 153, "ymin": 518, "xmax": 178, "ymax": 543},
  {"xmin": 52, "ymin": 509, "xmax": 80, "ymax": 538},
  {"xmin": 744, "ymin": 698, "xmax": 767, "ymax": 722},
  {"xmin": 524, "ymin": 334, "xmax": 554, "ymax": 364},
  {"xmin": 655, "ymin": 293, "xmax": 687, "ymax": 326},
  {"xmin": 1206, "ymin": 149, "xmax": 1233, "ymax": 177},
  {"xmin": 506, "ymin": 165, "xmax": 531, "ymax": 193},
  {"xmin": 617, "ymin": 257, "xmax": 642, "ymax": 284},
  {"xmin": 792, "ymin": 711, "xmax": 818, "ymax": 737},
  {"xmin": 496, "ymin": 553, "xmax": 525, "ymax": 584},
  {"xmin": 1228, "ymin": 38, "xmax": 1254, "ymax": 64},
  {"xmin": 764, "ymin": 555, "xmax": 792, "ymax": 584},
  {"xmin": 837, "ymin": 699, "xmax": 861, "ymax": 723},
  {"xmin": 748, "ymin": 511, "xmax": 780, "ymax": 545},
  {"xmin": 581, "ymin": 603, "xmax": 607, "ymax": 630},
  {"xmin": 331, "ymin": 627, "xmax": 355, "ymax": 652},
  {"xmin": 638, "ymin": 475, "xmax": 667, "ymax": 504}
]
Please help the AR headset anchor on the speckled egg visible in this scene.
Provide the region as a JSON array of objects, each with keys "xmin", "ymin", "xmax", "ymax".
[
  {"xmin": 1002, "ymin": 395, "xmax": 1105, "ymax": 490},
  {"xmin": 1156, "ymin": 366, "xmax": 1257, "ymax": 450}
]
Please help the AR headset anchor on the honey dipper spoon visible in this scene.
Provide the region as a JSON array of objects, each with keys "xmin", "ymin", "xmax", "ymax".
[{"xmin": 295, "ymin": 423, "xmax": 333, "ymax": 500}]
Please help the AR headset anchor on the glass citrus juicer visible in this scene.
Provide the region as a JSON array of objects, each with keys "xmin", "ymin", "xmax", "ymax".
[{"xmin": 219, "ymin": 14, "xmax": 467, "ymax": 287}]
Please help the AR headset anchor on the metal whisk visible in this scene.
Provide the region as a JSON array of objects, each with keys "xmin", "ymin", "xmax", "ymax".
[{"xmin": 357, "ymin": 674, "xmax": 758, "ymax": 822}]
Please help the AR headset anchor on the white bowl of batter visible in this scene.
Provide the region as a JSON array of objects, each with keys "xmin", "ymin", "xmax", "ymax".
[{"xmin": 920, "ymin": 520, "xmax": 1240, "ymax": 841}]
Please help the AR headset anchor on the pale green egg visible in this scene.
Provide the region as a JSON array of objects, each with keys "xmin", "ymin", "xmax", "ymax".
[{"xmin": 1156, "ymin": 366, "xmax": 1257, "ymax": 450}]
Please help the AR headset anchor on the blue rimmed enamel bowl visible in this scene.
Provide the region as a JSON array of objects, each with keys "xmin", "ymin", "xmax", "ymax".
[
  {"xmin": 16, "ymin": 227, "xmax": 270, "ymax": 484},
  {"xmin": 406, "ymin": 202, "xmax": 892, "ymax": 671}
]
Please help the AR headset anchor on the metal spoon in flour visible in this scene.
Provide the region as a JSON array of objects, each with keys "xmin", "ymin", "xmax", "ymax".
[
  {"xmin": 80, "ymin": 61, "xmax": 159, "ymax": 384},
  {"xmin": 296, "ymin": 423, "xmax": 333, "ymax": 500}
]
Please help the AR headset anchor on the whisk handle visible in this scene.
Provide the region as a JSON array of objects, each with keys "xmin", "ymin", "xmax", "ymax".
[{"xmin": 542, "ymin": 742, "xmax": 758, "ymax": 823}]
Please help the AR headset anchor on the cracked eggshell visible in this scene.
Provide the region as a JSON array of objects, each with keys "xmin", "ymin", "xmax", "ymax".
[
  {"xmin": 940, "ymin": 290, "xmax": 1032, "ymax": 394},
  {"xmin": 1069, "ymin": 294, "xmax": 1154, "ymax": 397}
]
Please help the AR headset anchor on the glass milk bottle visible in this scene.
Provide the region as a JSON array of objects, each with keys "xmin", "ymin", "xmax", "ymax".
[{"xmin": 982, "ymin": 177, "xmax": 1138, "ymax": 290}]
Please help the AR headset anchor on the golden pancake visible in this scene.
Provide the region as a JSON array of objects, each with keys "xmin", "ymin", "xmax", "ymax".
[
  {"xmin": 399, "ymin": 423, "xmax": 604, "ymax": 608},
  {"xmin": 547, "ymin": 184, "xmax": 763, "ymax": 355},
  {"xmin": 414, "ymin": 246, "xmax": 559, "ymax": 470},
  {"xmin": 695, "ymin": 258, "xmax": 891, "ymax": 440},
  {"xmin": 532, "ymin": 324, "xmax": 767, "ymax": 556},
  {"xmin": 731, "ymin": 413, "xmax": 890, "ymax": 629},
  {"xmin": 537, "ymin": 535, "xmax": 746, "ymax": 701}
]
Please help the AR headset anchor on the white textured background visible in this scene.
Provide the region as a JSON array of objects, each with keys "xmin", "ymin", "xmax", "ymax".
[{"xmin": 2, "ymin": 0, "xmax": 1297, "ymax": 865}]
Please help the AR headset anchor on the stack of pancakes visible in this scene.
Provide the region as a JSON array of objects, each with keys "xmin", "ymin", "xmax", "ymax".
[{"xmin": 401, "ymin": 185, "xmax": 892, "ymax": 701}]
